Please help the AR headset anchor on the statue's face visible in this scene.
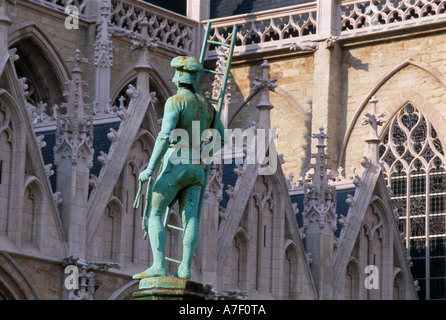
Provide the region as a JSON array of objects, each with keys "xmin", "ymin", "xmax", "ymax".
[
  {"xmin": 172, "ymin": 71, "xmax": 199, "ymax": 91},
  {"xmin": 172, "ymin": 70, "xmax": 197, "ymax": 85}
]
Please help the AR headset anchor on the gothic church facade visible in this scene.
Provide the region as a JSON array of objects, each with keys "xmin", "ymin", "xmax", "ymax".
[{"xmin": 3, "ymin": 0, "xmax": 444, "ymax": 300}]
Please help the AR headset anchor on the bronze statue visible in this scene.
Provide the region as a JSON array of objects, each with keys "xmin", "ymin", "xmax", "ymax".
[{"xmin": 133, "ymin": 56, "xmax": 226, "ymax": 280}]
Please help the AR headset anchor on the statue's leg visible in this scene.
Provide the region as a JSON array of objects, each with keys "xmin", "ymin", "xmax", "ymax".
[
  {"xmin": 174, "ymin": 183, "xmax": 201, "ymax": 279},
  {"xmin": 133, "ymin": 174, "xmax": 180, "ymax": 280}
]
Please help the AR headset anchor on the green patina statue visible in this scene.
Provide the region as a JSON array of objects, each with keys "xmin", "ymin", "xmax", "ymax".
[{"xmin": 133, "ymin": 56, "xmax": 226, "ymax": 280}]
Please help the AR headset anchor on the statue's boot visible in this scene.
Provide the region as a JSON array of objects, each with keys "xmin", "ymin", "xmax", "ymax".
[
  {"xmin": 132, "ymin": 266, "xmax": 168, "ymax": 280},
  {"xmin": 173, "ymin": 263, "xmax": 191, "ymax": 279}
]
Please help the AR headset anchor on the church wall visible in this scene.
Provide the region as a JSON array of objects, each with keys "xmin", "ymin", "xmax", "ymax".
[
  {"xmin": 9, "ymin": 3, "xmax": 88, "ymax": 65},
  {"xmin": 9, "ymin": 254, "xmax": 64, "ymax": 300},
  {"xmin": 224, "ymin": 54, "xmax": 314, "ymax": 178},
  {"xmin": 110, "ymin": 40, "xmax": 178, "ymax": 100},
  {"xmin": 216, "ymin": 31, "xmax": 446, "ymax": 179},
  {"xmin": 90, "ymin": 271, "xmax": 136, "ymax": 300},
  {"xmin": 10, "ymin": 3, "xmax": 179, "ymax": 112},
  {"xmin": 340, "ymin": 31, "xmax": 446, "ymax": 170},
  {"xmin": 5, "ymin": 253, "xmax": 137, "ymax": 300}
]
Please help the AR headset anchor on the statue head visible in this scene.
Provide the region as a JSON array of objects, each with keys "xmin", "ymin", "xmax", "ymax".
[{"xmin": 171, "ymin": 56, "xmax": 202, "ymax": 91}]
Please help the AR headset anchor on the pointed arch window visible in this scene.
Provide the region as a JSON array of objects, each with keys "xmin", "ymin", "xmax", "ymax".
[
  {"xmin": 102, "ymin": 200, "xmax": 123, "ymax": 262},
  {"xmin": 103, "ymin": 207, "xmax": 115, "ymax": 261},
  {"xmin": 22, "ymin": 186, "xmax": 36, "ymax": 244},
  {"xmin": 283, "ymin": 244, "xmax": 298, "ymax": 299},
  {"xmin": 229, "ymin": 231, "xmax": 248, "ymax": 290},
  {"xmin": 379, "ymin": 103, "xmax": 446, "ymax": 300},
  {"xmin": 345, "ymin": 260, "xmax": 360, "ymax": 300}
]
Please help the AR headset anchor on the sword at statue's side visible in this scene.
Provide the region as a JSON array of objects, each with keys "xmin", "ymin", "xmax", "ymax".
[
  {"xmin": 133, "ymin": 181, "xmax": 143, "ymax": 210},
  {"xmin": 133, "ymin": 177, "xmax": 154, "ymax": 240}
]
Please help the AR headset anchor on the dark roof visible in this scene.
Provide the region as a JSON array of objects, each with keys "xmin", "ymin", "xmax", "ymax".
[
  {"xmin": 142, "ymin": 0, "xmax": 186, "ymax": 16},
  {"xmin": 37, "ymin": 122, "xmax": 121, "ymax": 193},
  {"xmin": 210, "ymin": 0, "xmax": 316, "ymax": 19}
]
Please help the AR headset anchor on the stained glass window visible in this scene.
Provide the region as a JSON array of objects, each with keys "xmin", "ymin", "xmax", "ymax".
[{"xmin": 379, "ymin": 104, "xmax": 446, "ymax": 300}]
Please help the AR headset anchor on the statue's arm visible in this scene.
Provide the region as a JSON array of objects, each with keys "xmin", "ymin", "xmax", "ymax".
[{"xmin": 139, "ymin": 98, "xmax": 179, "ymax": 181}]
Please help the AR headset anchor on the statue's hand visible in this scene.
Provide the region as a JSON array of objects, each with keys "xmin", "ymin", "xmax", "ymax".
[{"xmin": 139, "ymin": 168, "xmax": 154, "ymax": 183}]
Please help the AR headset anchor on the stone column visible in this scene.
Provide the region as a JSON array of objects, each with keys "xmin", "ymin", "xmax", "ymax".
[
  {"xmin": 187, "ymin": 0, "xmax": 210, "ymax": 55},
  {"xmin": 130, "ymin": 19, "xmax": 158, "ymax": 93},
  {"xmin": 54, "ymin": 50, "xmax": 94, "ymax": 258},
  {"xmin": 317, "ymin": 0, "xmax": 341, "ymax": 38},
  {"xmin": 311, "ymin": 0, "xmax": 342, "ymax": 168},
  {"xmin": 303, "ymin": 128, "xmax": 337, "ymax": 299},
  {"xmin": 93, "ymin": 0, "xmax": 114, "ymax": 115},
  {"xmin": 361, "ymin": 96, "xmax": 386, "ymax": 165},
  {"xmin": 255, "ymin": 61, "xmax": 275, "ymax": 131},
  {"xmin": 197, "ymin": 163, "xmax": 223, "ymax": 286},
  {"xmin": 84, "ymin": 0, "xmax": 100, "ymax": 20},
  {"xmin": 187, "ymin": 0, "xmax": 210, "ymax": 21},
  {"xmin": 253, "ymin": 60, "xmax": 277, "ymax": 176}
]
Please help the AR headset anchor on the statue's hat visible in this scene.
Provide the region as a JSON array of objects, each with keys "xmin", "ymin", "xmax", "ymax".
[{"xmin": 171, "ymin": 56, "xmax": 202, "ymax": 86}]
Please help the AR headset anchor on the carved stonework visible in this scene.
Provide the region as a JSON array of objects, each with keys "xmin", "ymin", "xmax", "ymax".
[
  {"xmin": 303, "ymin": 127, "xmax": 337, "ymax": 231},
  {"xmin": 254, "ymin": 60, "xmax": 277, "ymax": 131},
  {"xmin": 205, "ymin": 162, "xmax": 223, "ymax": 203},
  {"xmin": 94, "ymin": 0, "xmax": 114, "ymax": 69},
  {"xmin": 252, "ymin": 61, "xmax": 278, "ymax": 94},
  {"xmin": 225, "ymin": 185, "xmax": 237, "ymax": 200},
  {"xmin": 211, "ymin": 46, "xmax": 229, "ymax": 100},
  {"xmin": 203, "ymin": 283, "xmax": 248, "ymax": 300},
  {"xmin": 53, "ymin": 192, "xmax": 62, "ymax": 208},
  {"xmin": 361, "ymin": 96, "xmax": 386, "ymax": 164},
  {"xmin": 210, "ymin": 46, "xmax": 233, "ymax": 127},
  {"xmin": 8, "ymin": 48, "xmax": 18, "ymax": 63},
  {"xmin": 44, "ymin": 164, "xmax": 54, "ymax": 178},
  {"xmin": 54, "ymin": 50, "xmax": 94, "ymax": 168},
  {"xmin": 252, "ymin": 175, "xmax": 274, "ymax": 211},
  {"xmin": 36, "ymin": 135, "xmax": 46, "ymax": 150},
  {"xmin": 107, "ymin": 128, "xmax": 119, "ymax": 143},
  {"xmin": 363, "ymin": 205, "xmax": 383, "ymax": 242},
  {"xmin": 89, "ymin": 174, "xmax": 99, "ymax": 189},
  {"xmin": 97, "ymin": 151, "xmax": 109, "ymax": 166},
  {"xmin": 290, "ymin": 41, "xmax": 318, "ymax": 52},
  {"xmin": 93, "ymin": 0, "xmax": 114, "ymax": 115},
  {"xmin": 130, "ymin": 18, "xmax": 158, "ymax": 72}
]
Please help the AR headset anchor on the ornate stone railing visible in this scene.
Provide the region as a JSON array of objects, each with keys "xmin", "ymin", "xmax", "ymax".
[
  {"xmin": 204, "ymin": 3, "xmax": 317, "ymax": 58},
  {"xmin": 110, "ymin": 0, "xmax": 197, "ymax": 55},
  {"xmin": 341, "ymin": 0, "xmax": 446, "ymax": 35},
  {"xmin": 28, "ymin": 0, "xmax": 88, "ymax": 15},
  {"xmin": 27, "ymin": 0, "xmax": 197, "ymax": 55},
  {"xmin": 25, "ymin": 0, "xmax": 446, "ymax": 58}
]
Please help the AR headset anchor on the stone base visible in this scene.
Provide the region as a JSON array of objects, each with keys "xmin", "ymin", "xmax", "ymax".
[{"xmin": 133, "ymin": 277, "xmax": 205, "ymax": 300}]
